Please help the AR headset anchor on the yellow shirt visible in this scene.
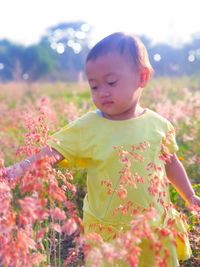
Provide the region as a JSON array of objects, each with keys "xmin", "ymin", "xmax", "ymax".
[{"xmin": 47, "ymin": 108, "xmax": 191, "ymax": 264}]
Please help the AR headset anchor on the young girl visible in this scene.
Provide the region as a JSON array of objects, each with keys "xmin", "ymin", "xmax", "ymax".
[{"xmin": 3, "ymin": 32, "xmax": 200, "ymax": 266}]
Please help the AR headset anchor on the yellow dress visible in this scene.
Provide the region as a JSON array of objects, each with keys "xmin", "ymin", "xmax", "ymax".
[{"xmin": 47, "ymin": 109, "xmax": 192, "ymax": 267}]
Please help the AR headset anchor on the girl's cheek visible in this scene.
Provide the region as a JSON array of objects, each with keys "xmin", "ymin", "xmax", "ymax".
[{"xmin": 91, "ymin": 96, "xmax": 98, "ymax": 106}]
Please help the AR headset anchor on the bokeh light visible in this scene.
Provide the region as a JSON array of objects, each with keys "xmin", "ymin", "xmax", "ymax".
[
  {"xmin": 56, "ymin": 43, "xmax": 65, "ymax": 54},
  {"xmin": 0, "ymin": 63, "xmax": 4, "ymax": 70},
  {"xmin": 153, "ymin": 53, "xmax": 161, "ymax": 62}
]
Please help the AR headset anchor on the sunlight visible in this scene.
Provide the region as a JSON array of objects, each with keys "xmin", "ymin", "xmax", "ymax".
[
  {"xmin": 72, "ymin": 43, "xmax": 82, "ymax": 54},
  {"xmin": 0, "ymin": 63, "xmax": 4, "ymax": 70},
  {"xmin": 22, "ymin": 73, "xmax": 29, "ymax": 80},
  {"xmin": 67, "ymin": 40, "xmax": 74, "ymax": 47},
  {"xmin": 153, "ymin": 53, "xmax": 161, "ymax": 62},
  {"xmin": 67, "ymin": 40, "xmax": 82, "ymax": 54},
  {"xmin": 75, "ymin": 31, "xmax": 86, "ymax": 39},
  {"xmin": 81, "ymin": 23, "xmax": 90, "ymax": 32},
  {"xmin": 56, "ymin": 43, "xmax": 65, "ymax": 54},
  {"xmin": 1, "ymin": 0, "xmax": 200, "ymax": 46},
  {"xmin": 50, "ymin": 42, "xmax": 57, "ymax": 50},
  {"xmin": 188, "ymin": 54, "xmax": 195, "ymax": 62},
  {"xmin": 54, "ymin": 29, "xmax": 63, "ymax": 40}
]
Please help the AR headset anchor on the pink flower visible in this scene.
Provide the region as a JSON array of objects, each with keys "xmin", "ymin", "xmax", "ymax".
[
  {"xmin": 117, "ymin": 185, "xmax": 127, "ymax": 199},
  {"xmin": 50, "ymin": 207, "xmax": 66, "ymax": 221},
  {"xmin": 62, "ymin": 218, "xmax": 78, "ymax": 236}
]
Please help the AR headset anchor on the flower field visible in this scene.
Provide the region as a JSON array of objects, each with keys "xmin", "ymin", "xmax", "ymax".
[{"xmin": 0, "ymin": 78, "xmax": 199, "ymax": 266}]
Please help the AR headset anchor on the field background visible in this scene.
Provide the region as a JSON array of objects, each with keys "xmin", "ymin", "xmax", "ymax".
[{"xmin": 0, "ymin": 78, "xmax": 199, "ymax": 266}]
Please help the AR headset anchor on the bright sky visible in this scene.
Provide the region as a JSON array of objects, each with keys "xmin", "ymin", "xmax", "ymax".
[{"xmin": 0, "ymin": 0, "xmax": 200, "ymax": 47}]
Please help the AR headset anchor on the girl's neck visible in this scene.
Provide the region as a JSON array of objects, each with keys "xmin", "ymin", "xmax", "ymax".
[{"xmin": 102, "ymin": 105, "xmax": 146, "ymax": 121}]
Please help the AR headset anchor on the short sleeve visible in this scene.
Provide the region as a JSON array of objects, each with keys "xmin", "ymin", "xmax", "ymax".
[
  {"xmin": 162, "ymin": 121, "xmax": 179, "ymax": 154},
  {"xmin": 47, "ymin": 120, "xmax": 88, "ymax": 168}
]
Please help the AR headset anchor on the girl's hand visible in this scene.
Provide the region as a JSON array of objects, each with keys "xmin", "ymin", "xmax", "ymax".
[{"xmin": 187, "ymin": 194, "xmax": 200, "ymax": 207}]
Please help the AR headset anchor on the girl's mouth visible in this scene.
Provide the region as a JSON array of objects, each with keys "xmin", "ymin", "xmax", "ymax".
[{"xmin": 102, "ymin": 101, "xmax": 114, "ymax": 106}]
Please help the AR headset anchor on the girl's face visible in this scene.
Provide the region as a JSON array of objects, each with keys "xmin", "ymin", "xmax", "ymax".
[{"xmin": 86, "ymin": 52, "xmax": 144, "ymax": 120}]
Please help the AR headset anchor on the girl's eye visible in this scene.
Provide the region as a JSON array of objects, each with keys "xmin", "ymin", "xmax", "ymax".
[
  {"xmin": 108, "ymin": 81, "xmax": 117, "ymax": 86},
  {"xmin": 91, "ymin": 86, "xmax": 98, "ymax": 90}
]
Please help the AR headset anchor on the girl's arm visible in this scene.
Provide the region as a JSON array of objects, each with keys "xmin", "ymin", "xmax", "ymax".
[
  {"xmin": 165, "ymin": 153, "xmax": 200, "ymax": 206},
  {"xmin": 4, "ymin": 146, "xmax": 64, "ymax": 180}
]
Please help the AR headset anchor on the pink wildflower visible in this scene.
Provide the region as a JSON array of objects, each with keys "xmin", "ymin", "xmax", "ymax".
[{"xmin": 117, "ymin": 185, "xmax": 127, "ymax": 199}]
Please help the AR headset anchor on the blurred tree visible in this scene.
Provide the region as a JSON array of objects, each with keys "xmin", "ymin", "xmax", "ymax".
[
  {"xmin": 183, "ymin": 35, "xmax": 200, "ymax": 75},
  {"xmin": 0, "ymin": 23, "xmax": 200, "ymax": 81},
  {"xmin": 40, "ymin": 21, "xmax": 92, "ymax": 80},
  {"xmin": 21, "ymin": 45, "xmax": 56, "ymax": 81},
  {"xmin": 0, "ymin": 40, "xmax": 56, "ymax": 82},
  {"xmin": 149, "ymin": 44, "xmax": 184, "ymax": 76},
  {"xmin": 0, "ymin": 40, "xmax": 24, "ymax": 81}
]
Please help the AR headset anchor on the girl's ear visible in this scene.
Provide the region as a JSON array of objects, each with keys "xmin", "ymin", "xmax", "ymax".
[{"xmin": 139, "ymin": 67, "xmax": 150, "ymax": 88}]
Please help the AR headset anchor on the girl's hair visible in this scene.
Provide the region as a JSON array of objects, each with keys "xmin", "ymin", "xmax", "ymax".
[{"xmin": 86, "ymin": 32, "xmax": 154, "ymax": 75}]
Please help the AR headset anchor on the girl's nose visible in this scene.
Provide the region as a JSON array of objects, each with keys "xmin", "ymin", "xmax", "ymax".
[{"xmin": 99, "ymin": 87, "xmax": 110, "ymax": 97}]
